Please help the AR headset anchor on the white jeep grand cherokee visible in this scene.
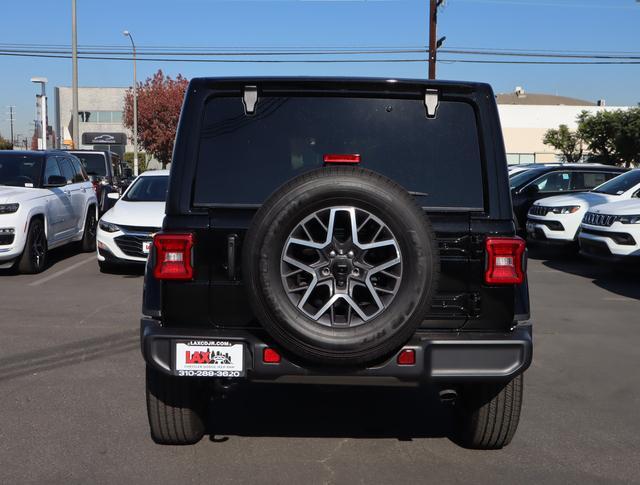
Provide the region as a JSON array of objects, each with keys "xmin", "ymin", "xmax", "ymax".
[{"xmin": 0, "ymin": 150, "xmax": 98, "ymax": 273}]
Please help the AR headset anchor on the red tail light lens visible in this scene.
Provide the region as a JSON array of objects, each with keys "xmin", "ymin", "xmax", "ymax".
[
  {"xmin": 323, "ymin": 153, "xmax": 361, "ymax": 164},
  {"xmin": 397, "ymin": 349, "xmax": 416, "ymax": 366},
  {"xmin": 262, "ymin": 348, "xmax": 281, "ymax": 364},
  {"xmin": 153, "ymin": 233, "xmax": 194, "ymax": 280},
  {"xmin": 91, "ymin": 180, "xmax": 99, "ymax": 193},
  {"xmin": 485, "ymin": 237, "xmax": 526, "ymax": 285}
]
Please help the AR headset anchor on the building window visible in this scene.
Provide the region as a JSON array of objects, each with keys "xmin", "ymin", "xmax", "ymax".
[
  {"xmin": 78, "ymin": 111, "xmax": 124, "ymax": 124},
  {"xmin": 507, "ymin": 153, "xmax": 536, "ymax": 165}
]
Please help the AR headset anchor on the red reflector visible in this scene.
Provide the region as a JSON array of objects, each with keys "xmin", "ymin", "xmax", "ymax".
[
  {"xmin": 323, "ymin": 153, "xmax": 360, "ymax": 164},
  {"xmin": 397, "ymin": 349, "xmax": 416, "ymax": 366},
  {"xmin": 485, "ymin": 237, "xmax": 526, "ymax": 285},
  {"xmin": 153, "ymin": 233, "xmax": 194, "ymax": 280},
  {"xmin": 263, "ymin": 348, "xmax": 281, "ymax": 364}
]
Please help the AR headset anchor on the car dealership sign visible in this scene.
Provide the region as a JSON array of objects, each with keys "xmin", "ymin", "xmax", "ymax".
[{"xmin": 82, "ymin": 132, "xmax": 127, "ymax": 145}]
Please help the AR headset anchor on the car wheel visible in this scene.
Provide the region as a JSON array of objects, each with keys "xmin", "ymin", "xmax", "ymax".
[
  {"xmin": 80, "ymin": 207, "xmax": 97, "ymax": 252},
  {"xmin": 454, "ymin": 374, "xmax": 524, "ymax": 450},
  {"xmin": 18, "ymin": 218, "xmax": 47, "ymax": 274},
  {"xmin": 243, "ymin": 166, "xmax": 440, "ymax": 366},
  {"xmin": 145, "ymin": 365, "xmax": 207, "ymax": 445}
]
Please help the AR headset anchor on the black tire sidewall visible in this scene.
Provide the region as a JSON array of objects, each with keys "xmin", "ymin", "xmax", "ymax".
[
  {"xmin": 244, "ymin": 168, "xmax": 439, "ymax": 365},
  {"xmin": 19, "ymin": 218, "xmax": 47, "ymax": 274}
]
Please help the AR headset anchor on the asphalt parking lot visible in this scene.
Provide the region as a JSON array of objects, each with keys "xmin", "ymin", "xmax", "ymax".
[{"xmin": 1, "ymin": 246, "xmax": 639, "ymax": 484}]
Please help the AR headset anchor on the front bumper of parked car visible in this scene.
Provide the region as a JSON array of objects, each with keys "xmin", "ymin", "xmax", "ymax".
[
  {"xmin": 579, "ymin": 222, "xmax": 640, "ymax": 262},
  {"xmin": 526, "ymin": 212, "xmax": 582, "ymax": 244},
  {"xmin": 96, "ymin": 224, "xmax": 153, "ymax": 264},
  {"xmin": 141, "ymin": 317, "xmax": 533, "ymax": 385},
  {"xmin": 0, "ymin": 209, "xmax": 28, "ymax": 264}
]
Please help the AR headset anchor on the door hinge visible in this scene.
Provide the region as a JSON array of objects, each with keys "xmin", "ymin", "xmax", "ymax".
[
  {"xmin": 424, "ymin": 89, "xmax": 439, "ymax": 118},
  {"xmin": 243, "ymin": 86, "xmax": 258, "ymax": 115}
]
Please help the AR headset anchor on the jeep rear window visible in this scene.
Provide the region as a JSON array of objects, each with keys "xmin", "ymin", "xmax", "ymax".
[{"xmin": 193, "ymin": 95, "xmax": 484, "ymax": 209}]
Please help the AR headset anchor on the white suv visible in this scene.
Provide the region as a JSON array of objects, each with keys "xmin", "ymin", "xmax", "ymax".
[
  {"xmin": 0, "ymin": 150, "xmax": 98, "ymax": 273},
  {"xmin": 526, "ymin": 169, "xmax": 640, "ymax": 245},
  {"xmin": 579, "ymin": 199, "xmax": 640, "ymax": 263}
]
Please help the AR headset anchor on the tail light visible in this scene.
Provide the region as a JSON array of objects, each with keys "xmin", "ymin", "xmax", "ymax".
[
  {"xmin": 91, "ymin": 180, "xmax": 99, "ymax": 193},
  {"xmin": 323, "ymin": 153, "xmax": 360, "ymax": 164},
  {"xmin": 484, "ymin": 237, "xmax": 526, "ymax": 285},
  {"xmin": 153, "ymin": 233, "xmax": 194, "ymax": 280}
]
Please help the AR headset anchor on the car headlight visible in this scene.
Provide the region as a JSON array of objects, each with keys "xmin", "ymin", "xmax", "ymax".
[
  {"xmin": 98, "ymin": 220, "xmax": 120, "ymax": 232},
  {"xmin": 618, "ymin": 215, "xmax": 640, "ymax": 224},
  {"xmin": 0, "ymin": 203, "xmax": 19, "ymax": 214},
  {"xmin": 549, "ymin": 205, "xmax": 581, "ymax": 214}
]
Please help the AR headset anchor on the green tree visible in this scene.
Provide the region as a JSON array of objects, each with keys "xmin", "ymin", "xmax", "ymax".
[
  {"xmin": 543, "ymin": 125, "xmax": 583, "ymax": 163},
  {"xmin": 578, "ymin": 108, "xmax": 640, "ymax": 167},
  {"xmin": 0, "ymin": 135, "xmax": 13, "ymax": 150}
]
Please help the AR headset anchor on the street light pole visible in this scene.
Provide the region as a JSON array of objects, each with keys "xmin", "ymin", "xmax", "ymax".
[
  {"xmin": 123, "ymin": 30, "xmax": 139, "ymax": 176},
  {"xmin": 71, "ymin": 0, "xmax": 79, "ymax": 149}
]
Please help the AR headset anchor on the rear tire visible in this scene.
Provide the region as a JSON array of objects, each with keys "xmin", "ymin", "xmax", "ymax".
[
  {"xmin": 145, "ymin": 365, "xmax": 207, "ymax": 445},
  {"xmin": 80, "ymin": 207, "xmax": 97, "ymax": 252},
  {"xmin": 18, "ymin": 218, "xmax": 47, "ymax": 274},
  {"xmin": 454, "ymin": 374, "xmax": 523, "ymax": 450}
]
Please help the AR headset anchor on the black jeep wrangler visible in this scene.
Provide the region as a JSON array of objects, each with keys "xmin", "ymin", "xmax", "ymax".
[{"xmin": 141, "ymin": 78, "xmax": 532, "ymax": 449}]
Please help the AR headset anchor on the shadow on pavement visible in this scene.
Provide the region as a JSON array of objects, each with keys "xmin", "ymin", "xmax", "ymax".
[
  {"xmin": 529, "ymin": 245, "xmax": 640, "ymax": 301},
  {"xmin": 0, "ymin": 244, "xmax": 88, "ymax": 277},
  {"xmin": 99, "ymin": 264, "xmax": 145, "ymax": 277},
  {"xmin": 208, "ymin": 383, "xmax": 453, "ymax": 441}
]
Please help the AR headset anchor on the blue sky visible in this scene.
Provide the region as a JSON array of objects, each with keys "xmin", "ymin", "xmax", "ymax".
[{"xmin": 1, "ymin": 0, "xmax": 639, "ymax": 139}]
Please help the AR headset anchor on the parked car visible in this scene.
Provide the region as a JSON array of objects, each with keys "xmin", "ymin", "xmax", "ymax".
[
  {"xmin": 526, "ymin": 169, "xmax": 640, "ymax": 245},
  {"xmin": 510, "ymin": 164, "xmax": 626, "ymax": 230},
  {"xmin": 508, "ymin": 162, "xmax": 561, "ymax": 177},
  {"xmin": 67, "ymin": 150, "xmax": 122, "ymax": 214},
  {"xmin": 140, "ymin": 77, "xmax": 532, "ymax": 449},
  {"xmin": 0, "ymin": 150, "xmax": 97, "ymax": 273},
  {"xmin": 96, "ymin": 170, "xmax": 168, "ymax": 272},
  {"xmin": 579, "ymin": 199, "xmax": 640, "ymax": 263}
]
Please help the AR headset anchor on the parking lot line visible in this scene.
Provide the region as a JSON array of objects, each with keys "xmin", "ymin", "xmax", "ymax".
[{"xmin": 28, "ymin": 256, "xmax": 95, "ymax": 287}]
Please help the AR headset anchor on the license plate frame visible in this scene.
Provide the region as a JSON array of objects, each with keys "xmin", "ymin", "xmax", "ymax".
[{"xmin": 174, "ymin": 340, "xmax": 245, "ymax": 377}]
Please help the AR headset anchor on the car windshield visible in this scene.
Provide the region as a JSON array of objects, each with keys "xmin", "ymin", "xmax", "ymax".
[
  {"xmin": 72, "ymin": 153, "xmax": 107, "ymax": 177},
  {"xmin": 592, "ymin": 170, "xmax": 640, "ymax": 195},
  {"xmin": 509, "ymin": 168, "xmax": 546, "ymax": 190},
  {"xmin": 123, "ymin": 175, "xmax": 169, "ymax": 202},
  {"xmin": 0, "ymin": 153, "xmax": 43, "ymax": 187}
]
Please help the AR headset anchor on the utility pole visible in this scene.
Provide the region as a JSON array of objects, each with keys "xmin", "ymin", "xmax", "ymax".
[
  {"xmin": 428, "ymin": 0, "xmax": 445, "ymax": 80},
  {"xmin": 71, "ymin": 0, "xmax": 80, "ymax": 149},
  {"xmin": 123, "ymin": 30, "xmax": 139, "ymax": 176},
  {"xmin": 7, "ymin": 106, "xmax": 15, "ymax": 146}
]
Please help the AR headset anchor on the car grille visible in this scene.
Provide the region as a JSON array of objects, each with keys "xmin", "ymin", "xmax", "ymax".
[
  {"xmin": 583, "ymin": 212, "xmax": 617, "ymax": 227},
  {"xmin": 580, "ymin": 228, "xmax": 636, "ymax": 246},
  {"xmin": 529, "ymin": 205, "xmax": 550, "ymax": 216},
  {"xmin": 117, "ymin": 225, "xmax": 161, "ymax": 233},
  {"xmin": 0, "ymin": 234, "xmax": 14, "ymax": 246},
  {"xmin": 114, "ymin": 234, "xmax": 153, "ymax": 258}
]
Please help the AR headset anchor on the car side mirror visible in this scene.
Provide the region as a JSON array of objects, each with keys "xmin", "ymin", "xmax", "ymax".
[
  {"xmin": 107, "ymin": 192, "xmax": 120, "ymax": 200},
  {"xmin": 44, "ymin": 175, "xmax": 67, "ymax": 187}
]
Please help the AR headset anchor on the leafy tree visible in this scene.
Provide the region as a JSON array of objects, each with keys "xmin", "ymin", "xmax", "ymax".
[
  {"xmin": 0, "ymin": 135, "xmax": 12, "ymax": 150},
  {"xmin": 543, "ymin": 125, "xmax": 583, "ymax": 163},
  {"xmin": 124, "ymin": 70, "xmax": 189, "ymax": 168},
  {"xmin": 578, "ymin": 108, "xmax": 640, "ymax": 167}
]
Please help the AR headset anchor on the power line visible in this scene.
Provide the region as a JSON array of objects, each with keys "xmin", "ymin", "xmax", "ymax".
[{"xmin": 0, "ymin": 50, "xmax": 638, "ymax": 65}]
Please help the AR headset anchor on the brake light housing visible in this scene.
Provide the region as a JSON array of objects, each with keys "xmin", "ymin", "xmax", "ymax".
[
  {"xmin": 484, "ymin": 237, "xmax": 526, "ymax": 285},
  {"xmin": 153, "ymin": 233, "xmax": 194, "ymax": 280}
]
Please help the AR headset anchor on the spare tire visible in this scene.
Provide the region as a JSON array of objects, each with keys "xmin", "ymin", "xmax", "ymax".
[{"xmin": 243, "ymin": 166, "xmax": 440, "ymax": 366}]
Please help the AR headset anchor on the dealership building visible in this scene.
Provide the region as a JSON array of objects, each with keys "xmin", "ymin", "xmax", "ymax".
[
  {"xmin": 54, "ymin": 86, "xmax": 133, "ymax": 159},
  {"xmin": 54, "ymin": 85, "xmax": 629, "ymax": 166}
]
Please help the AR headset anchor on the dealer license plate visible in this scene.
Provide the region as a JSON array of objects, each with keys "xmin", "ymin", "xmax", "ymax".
[
  {"xmin": 142, "ymin": 241, "xmax": 152, "ymax": 254},
  {"xmin": 175, "ymin": 340, "xmax": 245, "ymax": 377}
]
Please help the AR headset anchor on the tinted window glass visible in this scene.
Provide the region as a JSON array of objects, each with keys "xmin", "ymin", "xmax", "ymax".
[
  {"xmin": 69, "ymin": 157, "xmax": 87, "ymax": 182},
  {"xmin": 0, "ymin": 153, "xmax": 43, "ymax": 187},
  {"xmin": 72, "ymin": 153, "xmax": 107, "ymax": 177},
  {"xmin": 510, "ymin": 168, "xmax": 546, "ymax": 190},
  {"xmin": 43, "ymin": 157, "xmax": 63, "ymax": 184},
  {"xmin": 123, "ymin": 175, "xmax": 169, "ymax": 202},
  {"xmin": 533, "ymin": 171, "xmax": 572, "ymax": 193},
  {"xmin": 571, "ymin": 171, "xmax": 610, "ymax": 190},
  {"xmin": 593, "ymin": 170, "xmax": 640, "ymax": 195},
  {"xmin": 57, "ymin": 157, "xmax": 75, "ymax": 184},
  {"xmin": 194, "ymin": 96, "xmax": 484, "ymax": 208}
]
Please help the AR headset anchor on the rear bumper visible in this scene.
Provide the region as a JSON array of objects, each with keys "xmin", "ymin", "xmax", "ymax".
[{"xmin": 140, "ymin": 318, "xmax": 533, "ymax": 385}]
